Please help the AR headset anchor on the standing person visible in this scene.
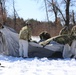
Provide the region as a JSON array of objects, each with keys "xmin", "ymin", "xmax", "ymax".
[{"xmin": 19, "ymin": 23, "xmax": 32, "ymax": 57}]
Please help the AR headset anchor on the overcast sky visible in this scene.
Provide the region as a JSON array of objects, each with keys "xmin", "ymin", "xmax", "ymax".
[
  {"xmin": 14, "ymin": 0, "xmax": 48, "ymax": 21},
  {"xmin": 6, "ymin": 0, "xmax": 55, "ymax": 22}
]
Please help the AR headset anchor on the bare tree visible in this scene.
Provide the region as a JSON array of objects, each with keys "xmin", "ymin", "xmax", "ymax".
[
  {"xmin": 0, "ymin": 0, "xmax": 7, "ymax": 24},
  {"xmin": 47, "ymin": 0, "xmax": 76, "ymax": 27},
  {"xmin": 47, "ymin": 0, "xmax": 59, "ymax": 24},
  {"xmin": 65, "ymin": 0, "xmax": 70, "ymax": 27},
  {"xmin": 72, "ymin": 10, "xmax": 75, "ymax": 25},
  {"xmin": 13, "ymin": 0, "xmax": 16, "ymax": 29},
  {"xmin": 44, "ymin": 0, "xmax": 49, "ymax": 22}
]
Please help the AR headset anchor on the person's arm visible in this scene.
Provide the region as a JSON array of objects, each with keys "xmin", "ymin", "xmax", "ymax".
[{"xmin": 39, "ymin": 35, "xmax": 70, "ymax": 46}]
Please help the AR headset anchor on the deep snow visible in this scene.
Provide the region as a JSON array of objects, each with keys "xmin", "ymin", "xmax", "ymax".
[
  {"xmin": 0, "ymin": 36, "xmax": 76, "ymax": 75},
  {"xmin": 0, "ymin": 55, "xmax": 76, "ymax": 75}
]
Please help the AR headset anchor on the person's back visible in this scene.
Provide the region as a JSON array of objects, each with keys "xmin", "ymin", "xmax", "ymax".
[
  {"xmin": 63, "ymin": 25, "xmax": 76, "ymax": 58},
  {"xmin": 19, "ymin": 26, "xmax": 32, "ymax": 41},
  {"xmin": 59, "ymin": 26, "xmax": 71, "ymax": 35}
]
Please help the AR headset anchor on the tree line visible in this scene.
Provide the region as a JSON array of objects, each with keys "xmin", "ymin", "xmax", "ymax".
[
  {"xmin": 37, "ymin": 0, "xmax": 76, "ymax": 27},
  {"xmin": 0, "ymin": 0, "xmax": 76, "ymax": 36}
]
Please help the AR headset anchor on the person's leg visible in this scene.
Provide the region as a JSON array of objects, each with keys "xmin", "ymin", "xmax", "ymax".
[
  {"xmin": 63, "ymin": 44, "xmax": 72, "ymax": 58},
  {"xmin": 19, "ymin": 40, "xmax": 23, "ymax": 57},
  {"xmin": 71, "ymin": 40, "xmax": 76, "ymax": 58},
  {"xmin": 22, "ymin": 40, "xmax": 28, "ymax": 57}
]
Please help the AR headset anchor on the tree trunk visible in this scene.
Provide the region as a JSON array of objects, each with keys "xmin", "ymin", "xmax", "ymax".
[
  {"xmin": 44, "ymin": 0, "xmax": 49, "ymax": 22},
  {"xmin": 65, "ymin": 0, "xmax": 70, "ymax": 27},
  {"xmin": 72, "ymin": 10, "xmax": 75, "ymax": 25}
]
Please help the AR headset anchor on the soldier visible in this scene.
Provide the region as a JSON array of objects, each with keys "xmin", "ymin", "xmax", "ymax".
[
  {"xmin": 19, "ymin": 23, "xmax": 32, "ymax": 41},
  {"xmin": 19, "ymin": 22, "xmax": 32, "ymax": 57},
  {"xmin": 63, "ymin": 25, "xmax": 76, "ymax": 58},
  {"xmin": 39, "ymin": 25, "xmax": 72, "ymax": 46},
  {"xmin": 39, "ymin": 34, "xmax": 71, "ymax": 46},
  {"xmin": 71, "ymin": 25, "xmax": 76, "ymax": 37},
  {"xmin": 59, "ymin": 26, "xmax": 71, "ymax": 35}
]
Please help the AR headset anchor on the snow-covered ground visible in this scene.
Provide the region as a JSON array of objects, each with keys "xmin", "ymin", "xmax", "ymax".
[
  {"xmin": 32, "ymin": 36, "xmax": 40, "ymax": 42},
  {"xmin": 0, "ymin": 36, "xmax": 76, "ymax": 75},
  {"xmin": 0, "ymin": 55, "xmax": 76, "ymax": 75}
]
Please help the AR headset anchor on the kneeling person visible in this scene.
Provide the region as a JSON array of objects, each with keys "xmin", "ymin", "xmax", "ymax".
[{"xmin": 63, "ymin": 25, "xmax": 76, "ymax": 58}]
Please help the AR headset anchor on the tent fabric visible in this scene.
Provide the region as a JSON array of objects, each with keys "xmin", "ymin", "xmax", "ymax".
[
  {"xmin": 28, "ymin": 42, "xmax": 54, "ymax": 58},
  {"xmin": 28, "ymin": 42, "xmax": 63, "ymax": 58},
  {"xmin": 0, "ymin": 26, "xmax": 64, "ymax": 58},
  {"xmin": 0, "ymin": 31, "xmax": 8, "ymax": 55},
  {"xmin": 44, "ymin": 40, "xmax": 64, "ymax": 52},
  {"xmin": 3, "ymin": 25, "xmax": 17, "ymax": 33},
  {"xmin": 0, "ymin": 26, "xmax": 19, "ymax": 57}
]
